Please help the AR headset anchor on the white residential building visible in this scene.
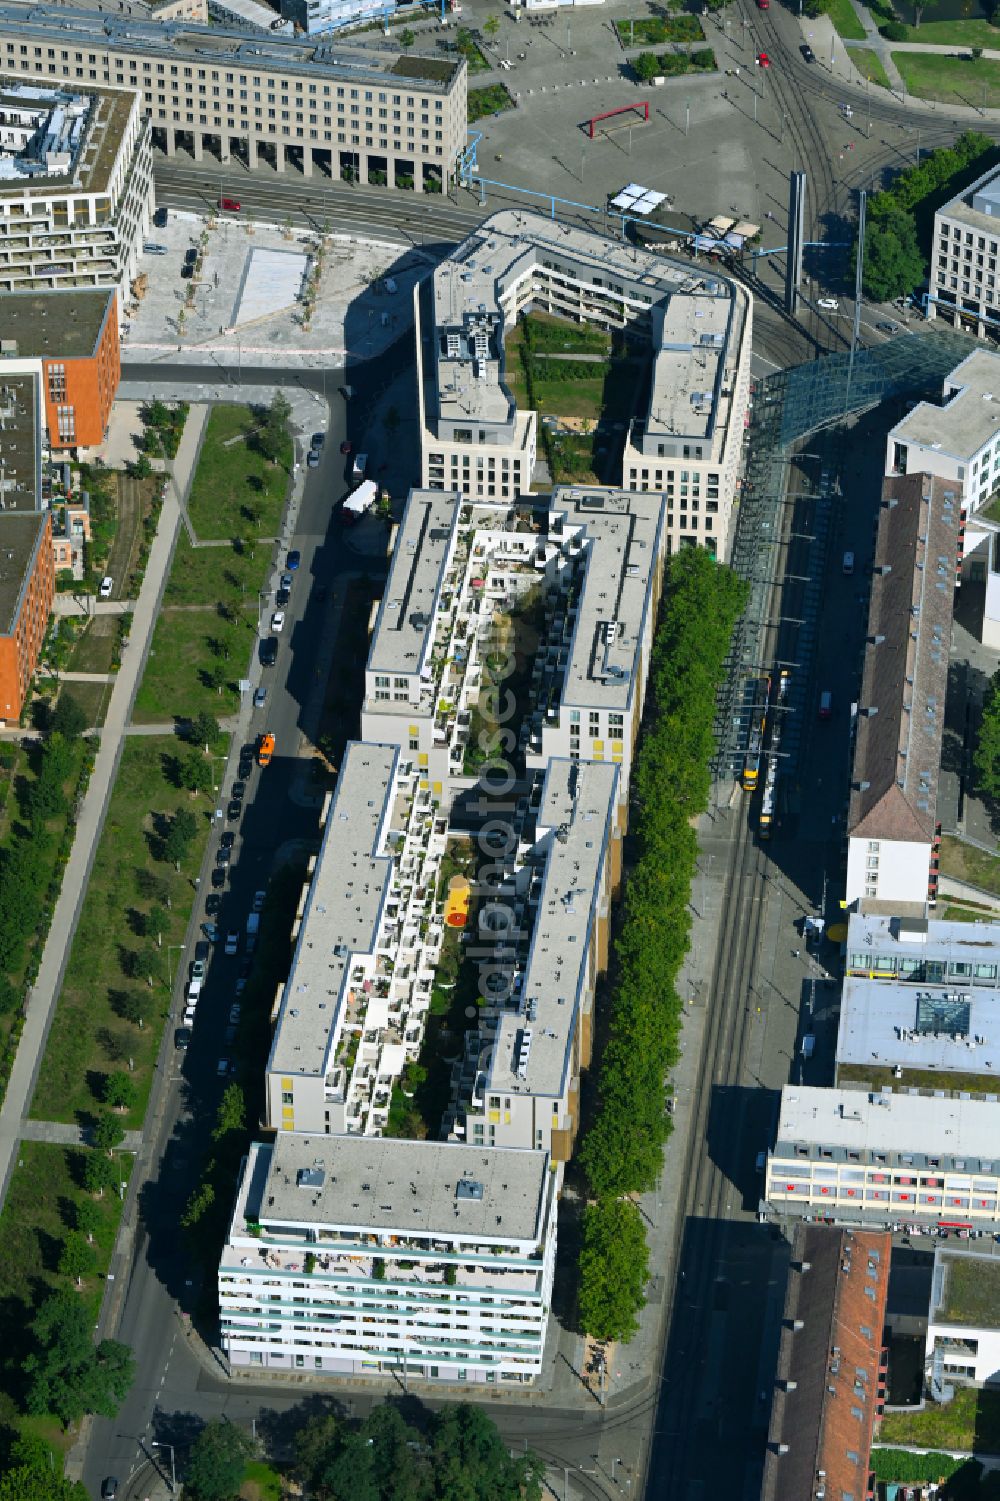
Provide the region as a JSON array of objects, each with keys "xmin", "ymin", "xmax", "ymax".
[
  {"xmin": 925, "ymin": 1248, "xmax": 1000, "ymax": 1389},
  {"xmin": 845, "ymin": 473, "xmax": 961, "ymax": 914},
  {"xmin": 764, "ymin": 1085, "xmax": 1000, "ymax": 1231},
  {"xmin": 360, "ymin": 487, "xmax": 667, "ymax": 808},
  {"xmin": 0, "ymin": 77, "xmax": 153, "ymax": 305},
  {"xmin": 416, "ymin": 210, "xmax": 751, "ymax": 561},
  {"xmin": 838, "ymin": 909, "xmax": 1000, "ymax": 1093},
  {"xmin": 220, "ymin": 1133, "xmax": 556, "ymax": 1383},
  {"xmin": 930, "ymin": 162, "xmax": 1000, "ymax": 336},
  {"xmin": 886, "ymin": 349, "xmax": 1000, "ymax": 516}
]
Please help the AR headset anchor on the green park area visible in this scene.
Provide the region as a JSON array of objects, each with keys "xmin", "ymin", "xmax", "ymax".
[
  {"xmin": 505, "ymin": 311, "xmax": 640, "ymax": 486},
  {"xmin": 186, "ymin": 401, "xmax": 290, "ymax": 539},
  {"xmin": 853, "ymin": 46, "xmax": 892, "ymax": 87},
  {"xmin": 940, "ymin": 834, "xmax": 1000, "ymax": 897},
  {"xmin": 454, "ymin": 25, "xmax": 491, "ymax": 72},
  {"xmin": 893, "ymin": 50, "xmax": 1000, "ymax": 108},
  {"xmin": 29, "ymin": 735, "xmax": 217, "ymax": 1130},
  {"xmin": 467, "ymin": 84, "xmax": 514, "ymax": 122},
  {"xmin": 615, "ymin": 13, "xmax": 705, "ymax": 44},
  {"xmin": 884, "ymin": 15, "xmax": 1000, "ymax": 45}
]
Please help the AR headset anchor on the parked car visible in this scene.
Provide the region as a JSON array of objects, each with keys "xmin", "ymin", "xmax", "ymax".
[
  {"xmin": 755, "ymin": 50, "xmax": 770, "ymax": 66},
  {"xmin": 184, "ymin": 247, "xmax": 197, "ymax": 266},
  {"xmin": 227, "ymin": 799, "xmax": 242, "ymax": 822},
  {"xmin": 153, "ymin": 206, "xmax": 168, "ymax": 228},
  {"xmin": 225, "ymin": 931, "xmax": 240, "ymax": 956},
  {"xmin": 286, "ymin": 550, "xmax": 301, "ymax": 571},
  {"xmin": 201, "ymin": 922, "xmax": 219, "ymax": 943},
  {"xmin": 307, "ymin": 449, "xmax": 320, "ymax": 468},
  {"xmin": 217, "ymin": 1056, "xmax": 235, "ymax": 1076},
  {"xmin": 175, "ymin": 1027, "xmax": 192, "ymax": 1050},
  {"xmin": 234, "ymin": 976, "xmax": 248, "ymax": 997},
  {"xmin": 194, "ymin": 941, "xmax": 210, "ymax": 962},
  {"xmin": 280, "ymin": 573, "xmax": 293, "ymax": 593},
  {"xmin": 143, "ymin": 241, "xmax": 168, "ymax": 255},
  {"xmin": 224, "ymin": 1025, "xmax": 238, "ymax": 1045},
  {"xmin": 221, "ymin": 830, "xmax": 236, "ymax": 850},
  {"xmin": 271, "ymin": 610, "xmax": 286, "ymax": 633},
  {"xmin": 101, "ymin": 1478, "xmax": 119, "ymax": 1500},
  {"xmin": 218, "ymin": 196, "xmax": 241, "ymax": 212},
  {"xmin": 99, "ymin": 576, "xmax": 113, "ymax": 599},
  {"xmin": 205, "ymin": 893, "xmax": 222, "ymax": 916},
  {"xmin": 211, "ymin": 867, "xmax": 227, "ymax": 890},
  {"xmin": 800, "ymin": 43, "xmax": 815, "ymax": 61},
  {"xmin": 231, "ymin": 780, "xmax": 246, "ymax": 802},
  {"xmin": 312, "ymin": 432, "xmax": 326, "ymax": 449},
  {"xmin": 191, "ymin": 959, "xmax": 207, "ymax": 981},
  {"xmin": 180, "ymin": 263, "xmax": 194, "ymax": 279},
  {"xmin": 252, "ymin": 889, "xmax": 266, "ymax": 913},
  {"xmin": 260, "ymin": 637, "xmax": 278, "ymax": 667},
  {"xmin": 340, "ymin": 440, "xmax": 352, "ymax": 455},
  {"xmin": 229, "ymin": 1002, "xmax": 242, "ymax": 1025},
  {"xmin": 253, "ymin": 687, "xmax": 267, "ymax": 708},
  {"xmin": 216, "ymin": 846, "xmax": 232, "ymax": 866}
]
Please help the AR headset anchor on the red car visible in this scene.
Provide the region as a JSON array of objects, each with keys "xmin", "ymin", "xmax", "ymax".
[
  {"xmin": 756, "ymin": 0, "xmax": 769, "ymax": 8},
  {"xmin": 756, "ymin": 50, "xmax": 771, "ymax": 66},
  {"xmin": 218, "ymin": 196, "xmax": 241, "ymax": 212},
  {"xmin": 340, "ymin": 440, "xmax": 352, "ymax": 455}
]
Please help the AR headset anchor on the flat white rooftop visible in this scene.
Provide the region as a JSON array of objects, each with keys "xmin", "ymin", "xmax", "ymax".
[
  {"xmin": 837, "ymin": 977, "xmax": 1000, "ymax": 1076},
  {"xmin": 365, "ymin": 488, "xmax": 460, "ymax": 681},
  {"xmin": 487, "ymin": 758, "xmax": 618, "ymax": 1099},
  {"xmin": 646, "ymin": 290, "xmax": 730, "ymax": 443},
  {"xmin": 553, "ymin": 487, "xmax": 665, "ymax": 712},
  {"xmin": 846, "ymin": 910, "xmax": 1000, "ymax": 970},
  {"xmin": 776, "ymin": 1085, "xmax": 1000, "ymax": 1161},
  {"xmin": 890, "ymin": 349, "xmax": 1000, "ymax": 462},
  {"xmin": 243, "ymin": 1133, "xmax": 550, "ymax": 1243},
  {"xmin": 267, "ymin": 741, "xmax": 397, "ymax": 1079}
]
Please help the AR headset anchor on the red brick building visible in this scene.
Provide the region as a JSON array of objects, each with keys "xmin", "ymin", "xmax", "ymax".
[
  {"xmin": 0, "ymin": 511, "xmax": 54, "ymax": 722},
  {"xmin": 0, "ymin": 289, "xmax": 120, "ymax": 451}
]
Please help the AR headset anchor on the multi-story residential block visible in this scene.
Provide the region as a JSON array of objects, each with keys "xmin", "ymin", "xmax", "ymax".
[
  {"xmin": 838, "ymin": 910, "xmax": 1000, "ymax": 1095},
  {"xmin": 448, "ymin": 756, "xmax": 620, "ymax": 1163},
  {"xmin": 764, "ymin": 1085, "xmax": 1000, "ymax": 1232},
  {"xmin": 0, "ymin": 508, "xmax": 54, "ymax": 721},
  {"xmin": 0, "ymin": 288, "xmax": 120, "ymax": 450},
  {"xmin": 924, "ymin": 1247, "xmax": 1000, "ymax": 1391},
  {"xmin": 929, "ymin": 162, "xmax": 1000, "ymax": 336},
  {"xmin": 360, "ymin": 487, "xmax": 667, "ymax": 807},
  {"xmin": 0, "ymin": 8, "xmax": 466, "ymax": 191},
  {"xmin": 885, "ymin": 349, "xmax": 1000, "ymax": 515},
  {"xmin": 761, "ymin": 1225, "xmax": 890, "ymax": 1501},
  {"xmin": 844, "ymin": 473, "xmax": 962, "ymax": 914},
  {"xmin": 264, "ymin": 740, "xmax": 451, "ymax": 1140},
  {"xmin": 416, "ymin": 210, "xmax": 751, "ymax": 560},
  {"xmin": 220, "ymin": 1133, "xmax": 556, "ymax": 1383},
  {"xmin": 0, "ymin": 370, "xmax": 44, "ymax": 512},
  {"xmin": 0, "ymin": 77, "xmax": 151, "ymax": 307}
]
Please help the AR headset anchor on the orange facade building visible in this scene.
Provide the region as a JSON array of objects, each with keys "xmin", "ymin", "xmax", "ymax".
[
  {"xmin": 0, "ymin": 289, "xmax": 120, "ymax": 451},
  {"xmin": 0, "ymin": 512, "xmax": 55, "ymax": 722}
]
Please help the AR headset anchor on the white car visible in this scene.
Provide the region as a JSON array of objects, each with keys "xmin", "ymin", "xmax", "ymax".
[
  {"xmin": 817, "ymin": 297, "xmax": 839, "ymax": 311},
  {"xmin": 99, "ymin": 576, "xmax": 113, "ymax": 599},
  {"xmin": 270, "ymin": 610, "xmax": 285, "ymax": 634},
  {"xmin": 225, "ymin": 930, "xmax": 239, "ymax": 956}
]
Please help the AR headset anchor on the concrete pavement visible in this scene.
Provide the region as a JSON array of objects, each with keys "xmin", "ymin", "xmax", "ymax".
[
  {"xmin": 0, "ymin": 408, "xmax": 210, "ymax": 1211},
  {"xmin": 20, "ymin": 1118, "xmax": 144, "ymax": 1152}
]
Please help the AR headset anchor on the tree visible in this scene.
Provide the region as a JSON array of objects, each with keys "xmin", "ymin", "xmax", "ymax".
[
  {"xmin": 59, "ymin": 1231, "xmax": 96, "ymax": 1288},
  {"xmin": 399, "ymin": 25, "xmax": 415, "ymax": 49},
  {"xmin": 184, "ymin": 1419, "xmax": 255, "ymax": 1501},
  {"xmin": 103, "ymin": 1071, "xmax": 137, "ymax": 1112},
  {"xmin": 214, "ymin": 1082, "xmax": 246, "ymax": 1142},
  {"xmin": 82, "ymin": 1149, "xmax": 116, "ymax": 1197},
  {"xmin": 294, "ymin": 1413, "xmax": 342, "ymax": 1494},
  {"xmin": 111, "ymin": 989, "xmax": 145, "ymax": 1026},
  {"xmin": 204, "ymin": 660, "xmax": 229, "ymax": 697},
  {"xmin": 51, "ymin": 692, "xmax": 89, "ymax": 740},
  {"xmin": 803, "ymin": 0, "xmax": 831, "ymax": 13},
  {"xmin": 178, "ymin": 748, "xmax": 213, "ymax": 797},
  {"xmin": 430, "ymin": 1404, "xmax": 543, "ymax": 1501},
  {"xmin": 144, "ymin": 905, "xmax": 168, "ymax": 948},
  {"xmin": 187, "ymin": 711, "xmax": 221, "ymax": 749},
  {"xmin": 75, "ymin": 1196, "xmax": 102, "ymax": 1243},
  {"xmin": 24, "ymin": 1291, "xmax": 134, "ymax": 1427},
  {"xmin": 483, "ymin": 13, "xmax": 500, "ymax": 38},
  {"xmin": 632, "ymin": 49, "xmax": 659, "ymax": 81},
  {"xmin": 254, "ymin": 391, "xmax": 292, "ymax": 465},
  {"xmin": 132, "ymin": 453, "xmax": 153, "ymax": 480},
  {"xmin": 863, "ymin": 204, "xmax": 925, "ymax": 303},
  {"xmin": 92, "ymin": 1111, "xmax": 125, "ymax": 1156},
  {"xmin": 911, "ymin": 0, "xmax": 939, "ymax": 25},
  {"xmin": 578, "ymin": 1197, "xmax": 650, "ymax": 1343},
  {"xmin": 976, "ymin": 667, "xmax": 1000, "ymax": 801},
  {"xmin": 0, "ymin": 1464, "xmax": 88, "ymax": 1501},
  {"xmin": 163, "ymin": 807, "xmax": 197, "ymax": 868}
]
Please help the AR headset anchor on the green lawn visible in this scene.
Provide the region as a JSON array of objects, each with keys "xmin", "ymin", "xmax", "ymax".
[
  {"xmin": 827, "ymin": 0, "xmax": 867, "ymax": 40},
  {"xmin": 879, "ymin": 1387, "xmax": 1000, "ymax": 1452},
  {"xmin": 185, "ymin": 404, "xmax": 290, "ymax": 540},
  {"xmin": 938, "ymin": 1254, "xmax": 1000, "ymax": 1325},
  {"xmin": 892, "ymin": 49, "xmax": 1000, "ymax": 107},
  {"xmin": 0, "ymin": 1142, "xmax": 131, "ymax": 1436},
  {"xmin": 852, "ymin": 46, "xmax": 892, "ymax": 88},
  {"xmin": 163, "ymin": 532, "xmax": 271, "ymax": 607},
  {"xmin": 67, "ymin": 616, "xmax": 120, "ymax": 675},
  {"xmin": 519, "ymin": 312, "xmax": 612, "ymax": 356},
  {"xmin": 29, "ymin": 736, "xmax": 217, "ymax": 1129},
  {"xmin": 837, "ymin": 1062, "xmax": 1000, "ymax": 1096},
  {"xmin": 940, "ymin": 834, "xmax": 1000, "ymax": 898},
  {"xmin": 134, "ymin": 608, "xmax": 247, "ymax": 723},
  {"xmin": 468, "ymin": 84, "xmax": 514, "ymax": 122},
  {"xmin": 885, "ymin": 16, "xmax": 1000, "ymax": 45},
  {"xmin": 240, "ymin": 1460, "xmax": 283, "ymax": 1500},
  {"xmin": 55, "ymin": 680, "xmax": 112, "ymax": 731}
]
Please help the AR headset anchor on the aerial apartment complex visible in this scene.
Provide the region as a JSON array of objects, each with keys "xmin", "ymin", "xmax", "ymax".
[
  {"xmin": 0, "ymin": 76, "xmax": 152, "ymax": 304},
  {"xmin": 844, "ymin": 472, "xmax": 961, "ymax": 914},
  {"xmin": 359, "ymin": 487, "xmax": 667, "ymax": 807},
  {"xmin": 0, "ymin": 287, "xmax": 120, "ymax": 448},
  {"xmin": 0, "ymin": 7, "xmax": 466, "ymax": 190},
  {"xmin": 416, "ymin": 211, "xmax": 752, "ymax": 561},
  {"xmin": 222, "ymin": 475, "xmax": 681, "ymax": 1382}
]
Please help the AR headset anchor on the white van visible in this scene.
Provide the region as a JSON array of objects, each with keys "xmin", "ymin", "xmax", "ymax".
[
  {"xmin": 186, "ymin": 979, "xmax": 203, "ymax": 1003},
  {"xmin": 842, "ymin": 550, "xmax": 855, "ymax": 575}
]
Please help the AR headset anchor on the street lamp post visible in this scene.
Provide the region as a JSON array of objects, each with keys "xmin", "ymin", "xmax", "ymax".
[{"xmin": 153, "ymin": 1441, "xmax": 177, "ymax": 1493}]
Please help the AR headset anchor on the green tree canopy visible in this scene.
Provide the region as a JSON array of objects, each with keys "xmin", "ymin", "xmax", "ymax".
[
  {"xmin": 0, "ymin": 1464, "xmax": 88, "ymax": 1501},
  {"xmin": 633, "ymin": 50, "xmax": 659, "ymax": 80},
  {"xmin": 184, "ymin": 1419, "xmax": 255, "ymax": 1501},
  {"xmin": 23, "ymin": 1292, "xmax": 133, "ymax": 1428},
  {"xmin": 187, "ymin": 711, "xmax": 221, "ymax": 748},
  {"xmin": 58, "ymin": 1231, "xmax": 96, "ymax": 1287},
  {"xmin": 578, "ymin": 1197, "xmax": 650, "ymax": 1342},
  {"xmin": 863, "ymin": 204, "xmax": 925, "ymax": 302},
  {"xmin": 82, "ymin": 1149, "xmax": 116, "ymax": 1196},
  {"xmin": 103, "ymin": 1072, "xmax": 137, "ymax": 1112},
  {"xmin": 92, "ymin": 1111, "xmax": 125, "ymax": 1156},
  {"xmin": 74, "ymin": 1197, "xmax": 102, "ymax": 1243},
  {"xmin": 975, "ymin": 667, "xmax": 1000, "ymax": 801},
  {"xmin": 178, "ymin": 748, "xmax": 214, "ymax": 797},
  {"xmin": 51, "ymin": 693, "xmax": 89, "ymax": 740}
]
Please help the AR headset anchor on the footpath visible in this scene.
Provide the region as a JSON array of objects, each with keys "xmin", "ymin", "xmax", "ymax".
[{"xmin": 0, "ymin": 411, "xmax": 206, "ymax": 1212}]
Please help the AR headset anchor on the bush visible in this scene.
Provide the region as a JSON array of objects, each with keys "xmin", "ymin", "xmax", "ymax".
[{"xmin": 879, "ymin": 19, "xmax": 907, "ymax": 38}]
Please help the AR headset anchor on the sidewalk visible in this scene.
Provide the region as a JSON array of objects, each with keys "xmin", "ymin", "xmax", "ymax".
[{"xmin": 0, "ymin": 412, "xmax": 208, "ymax": 1211}]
